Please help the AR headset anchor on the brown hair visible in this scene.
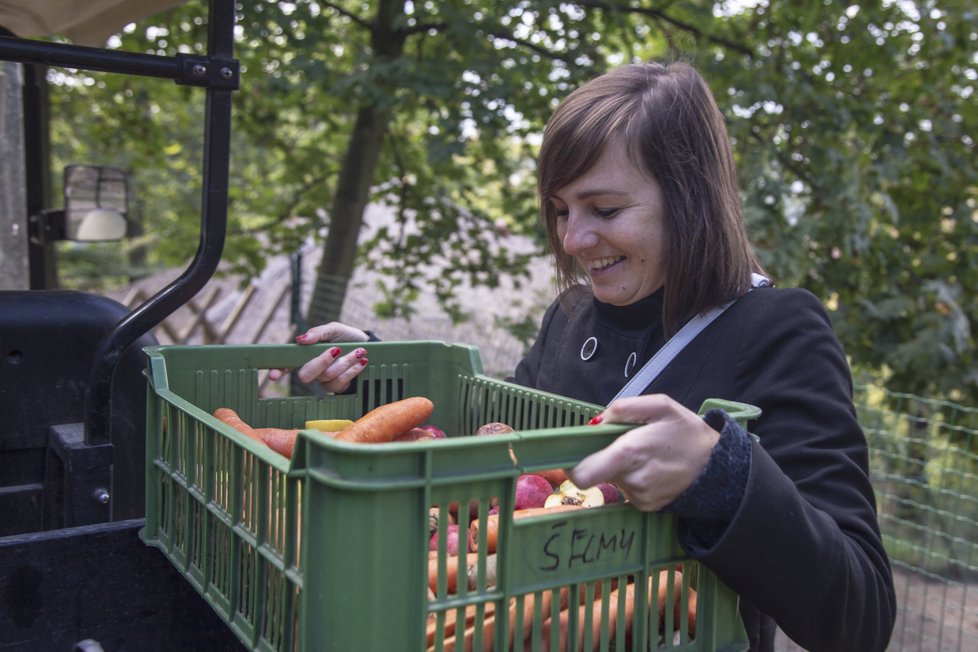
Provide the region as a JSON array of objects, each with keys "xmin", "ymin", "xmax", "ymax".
[{"xmin": 537, "ymin": 60, "xmax": 765, "ymax": 336}]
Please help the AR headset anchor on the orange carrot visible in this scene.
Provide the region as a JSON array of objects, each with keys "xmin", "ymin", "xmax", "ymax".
[
  {"xmin": 468, "ymin": 504, "xmax": 583, "ymax": 554},
  {"xmin": 213, "ymin": 407, "xmax": 264, "ymax": 444},
  {"xmin": 656, "ymin": 569, "xmax": 697, "ymax": 638},
  {"xmin": 538, "ymin": 569, "xmax": 695, "ymax": 649},
  {"xmin": 425, "ymin": 602, "xmax": 497, "ymax": 649},
  {"xmin": 334, "ymin": 396, "xmax": 435, "ymax": 443},
  {"xmin": 428, "ymin": 551, "xmax": 482, "ymax": 594},
  {"xmin": 542, "ymin": 588, "xmax": 623, "ymax": 649},
  {"xmin": 433, "ymin": 592, "xmax": 553, "ymax": 652},
  {"xmin": 254, "ymin": 427, "xmax": 300, "ymax": 458}
]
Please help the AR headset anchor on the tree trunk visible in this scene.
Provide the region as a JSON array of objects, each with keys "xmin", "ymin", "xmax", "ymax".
[
  {"xmin": 305, "ymin": 0, "xmax": 405, "ymax": 328},
  {"xmin": 306, "ymin": 104, "xmax": 392, "ymax": 327}
]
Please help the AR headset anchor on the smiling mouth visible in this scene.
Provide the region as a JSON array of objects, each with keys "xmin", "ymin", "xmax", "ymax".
[{"xmin": 587, "ymin": 256, "xmax": 624, "ymax": 272}]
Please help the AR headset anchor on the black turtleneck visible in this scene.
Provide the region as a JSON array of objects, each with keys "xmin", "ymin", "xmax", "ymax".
[{"xmin": 513, "ymin": 287, "xmax": 668, "ymax": 406}]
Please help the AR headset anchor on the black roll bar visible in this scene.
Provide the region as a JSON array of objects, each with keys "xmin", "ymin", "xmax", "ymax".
[
  {"xmin": 0, "ymin": 35, "xmax": 238, "ymax": 89},
  {"xmin": 0, "ymin": 0, "xmax": 239, "ymax": 447}
]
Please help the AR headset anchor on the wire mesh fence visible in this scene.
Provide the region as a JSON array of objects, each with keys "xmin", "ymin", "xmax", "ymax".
[{"xmin": 857, "ymin": 384, "xmax": 978, "ymax": 651}]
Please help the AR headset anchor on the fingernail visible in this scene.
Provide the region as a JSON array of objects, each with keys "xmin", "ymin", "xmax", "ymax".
[
  {"xmin": 330, "ymin": 346, "xmax": 342, "ymax": 357},
  {"xmin": 354, "ymin": 347, "xmax": 367, "ymax": 359},
  {"xmin": 588, "ymin": 415, "xmax": 603, "ymax": 425},
  {"xmin": 295, "ymin": 333, "xmax": 311, "ymax": 343},
  {"xmin": 359, "ymin": 358, "xmax": 368, "ymax": 366}
]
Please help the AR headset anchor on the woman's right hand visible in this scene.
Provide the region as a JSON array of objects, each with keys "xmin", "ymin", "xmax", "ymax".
[
  {"xmin": 569, "ymin": 395, "xmax": 720, "ymax": 512},
  {"xmin": 267, "ymin": 322, "xmax": 371, "ymax": 394}
]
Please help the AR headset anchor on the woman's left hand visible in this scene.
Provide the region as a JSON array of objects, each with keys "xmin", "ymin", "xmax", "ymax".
[{"xmin": 569, "ymin": 394, "xmax": 720, "ymax": 511}]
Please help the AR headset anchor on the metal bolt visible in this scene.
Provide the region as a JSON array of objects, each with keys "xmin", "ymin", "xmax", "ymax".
[
  {"xmin": 192, "ymin": 64, "xmax": 207, "ymax": 78},
  {"xmin": 93, "ymin": 488, "xmax": 110, "ymax": 504},
  {"xmin": 219, "ymin": 67, "xmax": 233, "ymax": 80}
]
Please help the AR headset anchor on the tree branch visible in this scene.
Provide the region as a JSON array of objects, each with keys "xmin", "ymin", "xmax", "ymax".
[
  {"xmin": 395, "ymin": 19, "xmax": 572, "ymax": 62},
  {"xmin": 575, "ymin": 0, "xmax": 754, "ymax": 57},
  {"xmin": 321, "ymin": 1, "xmax": 372, "ymax": 31},
  {"xmin": 483, "ymin": 30, "xmax": 576, "ymax": 62}
]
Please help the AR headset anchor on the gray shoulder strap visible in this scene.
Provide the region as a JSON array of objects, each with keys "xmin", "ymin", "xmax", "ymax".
[{"xmin": 608, "ymin": 273, "xmax": 770, "ymax": 406}]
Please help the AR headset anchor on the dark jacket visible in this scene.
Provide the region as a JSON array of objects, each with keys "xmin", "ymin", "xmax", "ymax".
[{"xmin": 513, "ymin": 285, "xmax": 896, "ymax": 652}]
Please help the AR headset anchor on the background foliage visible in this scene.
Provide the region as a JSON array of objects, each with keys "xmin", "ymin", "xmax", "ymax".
[{"xmin": 47, "ymin": 0, "xmax": 978, "ymax": 403}]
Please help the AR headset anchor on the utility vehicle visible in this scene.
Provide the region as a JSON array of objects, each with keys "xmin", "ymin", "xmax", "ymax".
[{"xmin": 2, "ymin": 1, "xmax": 246, "ymax": 648}]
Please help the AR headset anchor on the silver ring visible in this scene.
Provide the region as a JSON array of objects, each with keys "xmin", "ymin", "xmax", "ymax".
[{"xmin": 580, "ymin": 336, "xmax": 598, "ymax": 361}]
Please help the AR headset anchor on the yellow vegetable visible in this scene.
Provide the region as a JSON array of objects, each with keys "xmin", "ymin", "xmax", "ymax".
[{"xmin": 304, "ymin": 418, "xmax": 354, "ymax": 432}]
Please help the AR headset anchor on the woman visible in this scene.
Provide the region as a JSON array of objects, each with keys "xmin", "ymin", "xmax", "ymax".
[{"xmin": 276, "ymin": 61, "xmax": 896, "ymax": 651}]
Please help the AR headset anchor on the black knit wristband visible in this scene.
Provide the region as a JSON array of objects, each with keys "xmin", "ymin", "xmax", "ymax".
[{"xmin": 664, "ymin": 408, "xmax": 752, "ymax": 523}]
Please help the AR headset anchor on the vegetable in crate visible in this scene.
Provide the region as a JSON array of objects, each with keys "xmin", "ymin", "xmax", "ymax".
[
  {"xmin": 304, "ymin": 418, "xmax": 353, "ymax": 431},
  {"xmin": 428, "ymin": 506, "xmax": 455, "ymax": 538},
  {"xmin": 430, "ymin": 591, "xmax": 552, "ymax": 652},
  {"xmin": 535, "ymin": 468, "xmax": 569, "ymax": 488},
  {"xmin": 428, "ymin": 523, "xmax": 461, "ymax": 556},
  {"xmin": 468, "ymin": 504, "xmax": 583, "ymax": 554},
  {"xmin": 514, "ymin": 474, "xmax": 553, "ymax": 510},
  {"xmin": 474, "ymin": 421, "xmax": 514, "ymax": 436},
  {"xmin": 393, "ymin": 424, "xmax": 448, "ymax": 442},
  {"xmin": 212, "ymin": 408, "xmax": 317, "ymax": 458},
  {"xmin": 213, "ymin": 407, "xmax": 264, "ymax": 444},
  {"xmin": 254, "ymin": 427, "xmax": 301, "ymax": 458},
  {"xmin": 544, "ymin": 479, "xmax": 606, "ymax": 508},
  {"xmin": 392, "ymin": 427, "xmax": 436, "ymax": 442},
  {"xmin": 538, "ymin": 570, "xmax": 696, "ymax": 648},
  {"xmin": 596, "ymin": 481, "xmax": 625, "ymax": 504},
  {"xmin": 465, "ymin": 553, "xmax": 497, "ymax": 591},
  {"xmin": 427, "ymin": 552, "xmax": 482, "ymax": 594},
  {"xmin": 419, "ymin": 424, "xmax": 447, "ymax": 438},
  {"xmin": 425, "ymin": 600, "xmax": 501, "ymax": 650},
  {"xmin": 334, "ymin": 396, "xmax": 434, "ymax": 443}
]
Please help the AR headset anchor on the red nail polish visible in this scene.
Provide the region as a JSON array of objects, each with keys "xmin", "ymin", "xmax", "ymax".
[
  {"xmin": 359, "ymin": 358, "xmax": 368, "ymax": 366},
  {"xmin": 330, "ymin": 347, "xmax": 342, "ymax": 357},
  {"xmin": 295, "ymin": 334, "xmax": 309, "ymax": 342},
  {"xmin": 588, "ymin": 415, "xmax": 603, "ymax": 425},
  {"xmin": 354, "ymin": 347, "xmax": 367, "ymax": 359}
]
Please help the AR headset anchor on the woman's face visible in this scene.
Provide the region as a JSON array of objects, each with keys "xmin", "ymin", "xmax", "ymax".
[{"xmin": 551, "ymin": 141, "xmax": 668, "ymax": 306}]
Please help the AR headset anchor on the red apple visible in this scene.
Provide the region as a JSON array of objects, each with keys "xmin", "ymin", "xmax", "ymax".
[{"xmin": 515, "ymin": 474, "xmax": 553, "ymax": 510}]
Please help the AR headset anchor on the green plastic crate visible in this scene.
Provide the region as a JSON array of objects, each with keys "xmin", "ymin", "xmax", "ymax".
[{"xmin": 141, "ymin": 341, "xmax": 754, "ymax": 651}]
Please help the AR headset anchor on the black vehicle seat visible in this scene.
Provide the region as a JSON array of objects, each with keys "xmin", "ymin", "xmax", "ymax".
[{"xmin": 0, "ymin": 290, "xmax": 158, "ymax": 534}]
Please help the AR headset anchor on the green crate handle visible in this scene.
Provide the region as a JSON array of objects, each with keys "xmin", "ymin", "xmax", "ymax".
[
  {"xmin": 146, "ymin": 340, "xmax": 485, "ymax": 378},
  {"xmin": 497, "ymin": 398, "xmax": 761, "ymax": 476}
]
